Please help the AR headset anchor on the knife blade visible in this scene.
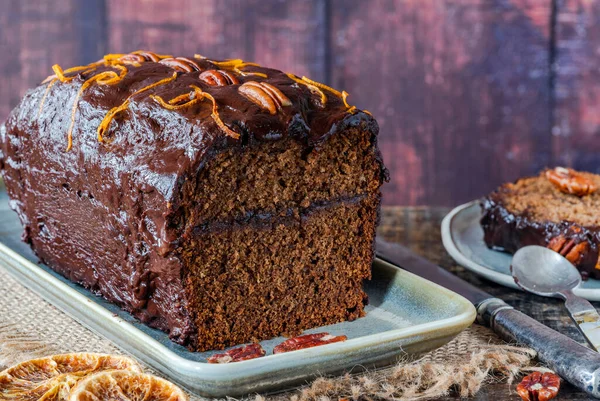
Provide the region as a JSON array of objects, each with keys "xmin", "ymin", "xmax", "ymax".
[{"xmin": 375, "ymin": 237, "xmax": 600, "ymax": 398}]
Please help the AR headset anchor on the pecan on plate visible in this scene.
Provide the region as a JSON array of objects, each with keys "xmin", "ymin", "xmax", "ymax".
[
  {"xmin": 547, "ymin": 235, "xmax": 589, "ymax": 265},
  {"xmin": 273, "ymin": 332, "xmax": 347, "ymax": 354},
  {"xmin": 545, "ymin": 167, "xmax": 597, "ymax": 196},
  {"xmin": 239, "ymin": 81, "xmax": 292, "ymax": 114},
  {"xmin": 207, "ymin": 343, "xmax": 265, "ymax": 364},
  {"xmin": 199, "ymin": 69, "xmax": 240, "ymax": 86},
  {"xmin": 516, "ymin": 371, "xmax": 560, "ymax": 401}
]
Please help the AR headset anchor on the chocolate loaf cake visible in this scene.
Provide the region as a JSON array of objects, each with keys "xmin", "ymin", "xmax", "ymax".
[
  {"xmin": 0, "ymin": 51, "xmax": 387, "ymax": 351},
  {"xmin": 481, "ymin": 167, "xmax": 600, "ymax": 280}
]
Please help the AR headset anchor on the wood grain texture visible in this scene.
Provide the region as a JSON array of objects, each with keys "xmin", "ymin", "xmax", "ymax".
[
  {"xmin": 1, "ymin": 0, "xmax": 594, "ymax": 206},
  {"xmin": 330, "ymin": 0, "xmax": 553, "ymax": 205},
  {"xmin": 0, "ymin": 0, "xmax": 95, "ymax": 119},
  {"xmin": 553, "ymin": 0, "xmax": 600, "ymax": 171},
  {"xmin": 107, "ymin": 0, "xmax": 327, "ymax": 80}
]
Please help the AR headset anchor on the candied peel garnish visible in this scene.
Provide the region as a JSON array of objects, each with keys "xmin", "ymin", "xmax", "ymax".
[
  {"xmin": 195, "ymin": 55, "xmax": 268, "ymax": 78},
  {"xmin": 37, "ymin": 79, "xmax": 58, "ymax": 118},
  {"xmin": 97, "ymin": 72, "xmax": 178, "ymax": 142},
  {"xmin": 68, "ymin": 370, "xmax": 187, "ymax": 401},
  {"xmin": 65, "ymin": 65, "xmax": 128, "ymax": 151},
  {"xmin": 151, "ymin": 85, "xmax": 240, "ymax": 139},
  {"xmin": 287, "ymin": 73, "xmax": 326, "ymax": 105},
  {"xmin": 286, "ymin": 73, "xmax": 356, "ymax": 113},
  {"xmin": 0, "ymin": 353, "xmax": 141, "ymax": 401}
]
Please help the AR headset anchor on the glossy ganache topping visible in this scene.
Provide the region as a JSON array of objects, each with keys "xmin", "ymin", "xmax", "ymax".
[{"xmin": 37, "ymin": 50, "xmax": 371, "ymax": 152}]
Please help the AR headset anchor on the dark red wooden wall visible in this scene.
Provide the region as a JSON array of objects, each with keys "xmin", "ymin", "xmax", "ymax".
[{"xmin": 0, "ymin": 0, "xmax": 596, "ymax": 206}]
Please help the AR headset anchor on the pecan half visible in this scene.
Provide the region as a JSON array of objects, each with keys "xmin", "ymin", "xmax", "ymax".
[
  {"xmin": 547, "ymin": 235, "xmax": 589, "ymax": 265},
  {"xmin": 516, "ymin": 371, "xmax": 560, "ymax": 401},
  {"xmin": 207, "ymin": 343, "xmax": 265, "ymax": 364},
  {"xmin": 118, "ymin": 53, "xmax": 146, "ymax": 64},
  {"xmin": 199, "ymin": 69, "xmax": 240, "ymax": 86},
  {"xmin": 159, "ymin": 57, "xmax": 201, "ymax": 73},
  {"xmin": 273, "ymin": 332, "xmax": 347, "ymax": 354},
  {"xmin": 238, "ymin": 81, "xmax": 292, "ymax": 114},
  {"xmin": 133, "ymin": 51, "xmax": 166, "ymax": 62},
  {"xmin": 546, "ymin": 167, "xmax": 597, "ymax": 196}
]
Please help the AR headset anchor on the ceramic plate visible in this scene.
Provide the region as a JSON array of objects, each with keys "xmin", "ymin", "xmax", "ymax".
[
  {"xmin": 442, "ymin": 200, "xmax": 600, "ymax": 301},
  {"xmin": 0, "ymin": 185, "xmax": 476, "ymax": 397}
]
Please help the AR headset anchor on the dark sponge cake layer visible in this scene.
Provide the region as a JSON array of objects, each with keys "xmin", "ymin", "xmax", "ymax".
[
  {"xmin": 183, "ymin": 195, "xmax": 378, "ymax": 351},
  {"xmin": 0, "ymin": 51, "xmax": 387, "ymax": 350},
  {"xmin": 481, "ymin": 169, "xmax": 600, "ymax": 280}
]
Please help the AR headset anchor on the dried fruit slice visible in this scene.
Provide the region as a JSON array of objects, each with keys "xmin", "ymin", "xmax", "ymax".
[
  {"xmin": 208, "ymin": 343, "xmax": 265, "ymax": 363},
  {"xmin": 68, "ymin": 370, "xmax": 187, "ymax": 401},
  {"xmin": 0, "ymin": 353, "xmax": 142, "ymax": 401},
  {"xmin": 273, "ymin": 332, "xmax": 347, "ymax": 354}
]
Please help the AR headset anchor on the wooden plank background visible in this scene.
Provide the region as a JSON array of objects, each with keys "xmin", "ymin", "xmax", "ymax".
[{"xmin": 0, "ymin": 0, "xmax": 596, "ymax": 206}]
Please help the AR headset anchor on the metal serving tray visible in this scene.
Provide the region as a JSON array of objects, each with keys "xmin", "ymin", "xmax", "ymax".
[{"xmin": 0, "ymin": 186, "xmax": 475, "ymax": 397}]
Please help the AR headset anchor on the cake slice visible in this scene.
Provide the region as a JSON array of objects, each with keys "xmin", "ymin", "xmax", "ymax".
[
  {"xmin": 0, "ymin": 51, "xmax": 387, "ymax": 351},
  {"xmin": 481, "ymin": 167, "xmax": 600, "ymax": 279}
]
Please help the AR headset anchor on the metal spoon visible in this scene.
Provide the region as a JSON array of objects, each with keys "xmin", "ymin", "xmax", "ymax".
[{"xmin": 511, "ymin": 245, "xmax": 600, "ymax": 351}]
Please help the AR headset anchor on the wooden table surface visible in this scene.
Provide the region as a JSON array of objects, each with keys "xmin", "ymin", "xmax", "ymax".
[{"xmin": 379, "ymin": 206, "xmax": 593, "ymax": 401}]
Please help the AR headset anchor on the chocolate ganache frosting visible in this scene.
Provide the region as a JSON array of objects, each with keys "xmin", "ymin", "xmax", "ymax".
[{"xmin": 0, "ymin": 51, "xmax": 383, "ymax": 345}]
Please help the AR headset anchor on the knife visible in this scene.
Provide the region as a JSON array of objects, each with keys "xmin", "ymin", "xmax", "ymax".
[{"xmin": 376, "ymin": 237, "xmax": 600, "ymax": 398}]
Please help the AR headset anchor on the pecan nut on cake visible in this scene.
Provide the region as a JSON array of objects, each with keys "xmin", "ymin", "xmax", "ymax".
[
  {"xmin": 481, "ymin": 167, "xmax": 600, "ymax": 280},
  {"xmin": 0, "ymin": 51, "xmax": 388, "ymax": 351}
]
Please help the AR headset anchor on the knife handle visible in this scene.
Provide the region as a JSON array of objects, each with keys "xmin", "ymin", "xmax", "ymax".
[{"xmin": 478, "ymin": 298, "xmax": 600, "ymax": 398}]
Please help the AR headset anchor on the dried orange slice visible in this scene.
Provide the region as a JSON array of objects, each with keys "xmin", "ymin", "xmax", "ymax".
[
  {"xmin": 68, "ymin": 370, "xmax": 188, "ymax": 401},
  {"xmin": 0, "ymin": 353, "xmax": 141, "ymax": 400}
]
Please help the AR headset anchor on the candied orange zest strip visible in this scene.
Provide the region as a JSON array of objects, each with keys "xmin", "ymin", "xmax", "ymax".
[
  {"xmin": 242, "ymin": 71, "xmax": 268, "ymax": 78},
  {"xmin": 42, "ymin": 74, "xmax": 56, "ymax": 84},
  {"xmin": 168, "ymin": 93, "xmax": 193, "ymax": 105},
  {"xmin": 52, "ymin": 64, "xmax": 76, "ymax": 83},
  {"xmin": 287, "ymin": 73, "xmax": 327, "ymax": 105},
  {"xmin": 52, "ymin": 63, "xmax": 103, "ymax": 83},
  {"xmin": 103, "ymin": 53, "xmax": 126, "ymax": 61},
  {"xmin": 301, "ymin": 76, "xmax": 343, "ymax": 97},
  {"xmin": 152, "ymin": 84, "xmax": 239, "ymax": 139},
  {"xmin": 37, "ymin": 79, "xmax": 57, "ymax": 118},
  {"xmin": 97, "ymin": 72, "xmax": 178, "ymax": 142},
  {"xmin": 209, "ymin": 59, "xmax": 246, "ymax": 68},
  {"xmin": 96, "ymin": 101, "xmax": 130, "ymax": 142},
  {"xmin": 65, "ymin": 63, "xmax": 102, "ymax": 74},
  {"xmin": 341, "ymin": 91, "xmax": 352, "ymax": 108},
  {"xmin": 202, "ymin": 57, "xmax": 267, "ymax": 78},
  {"xmin": 196, "ymin": 88, "xmax": 240, "ymax": 139},
  {"xmin": 151, "ymin": 89, "xmax": 203, "ymax": 110},
  {"xmin": 65, "ymin": 67, "xmax": 129, "ymax": 151}
]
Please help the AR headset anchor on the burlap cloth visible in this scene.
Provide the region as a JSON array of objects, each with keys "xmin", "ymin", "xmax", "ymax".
[{"xmin": 0, "ymin": 264, "xmax": 545, "ymax": 400}]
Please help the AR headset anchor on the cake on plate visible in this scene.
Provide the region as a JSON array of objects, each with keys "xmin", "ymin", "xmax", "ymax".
[
  {"xmin": 0, "ymin": 51, "xmax": 387, "ymax": 351},
  {"xmin": 481, "ymin": 167, "xmax": 600, "ymax": 280}
]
